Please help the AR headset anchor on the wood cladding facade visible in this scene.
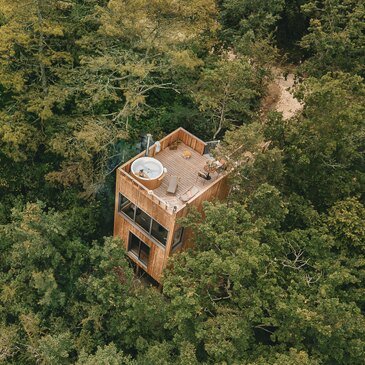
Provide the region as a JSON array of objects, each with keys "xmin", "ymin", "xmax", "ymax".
[{"xmin": 113, "ymin": 128, "xmax": 229, "ymax": 282}]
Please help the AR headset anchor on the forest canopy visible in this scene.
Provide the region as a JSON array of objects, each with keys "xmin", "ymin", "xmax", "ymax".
[{"xmin": 0, "ymin": 0, "xmax": 364, "ymax": 364}]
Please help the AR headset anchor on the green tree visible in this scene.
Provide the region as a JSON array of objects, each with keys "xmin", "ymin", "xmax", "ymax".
[
  {"xmin": 46, "ymin": 0, "xmax": 219, "ymax": 195},
  {"xmin": 162, "ymin": 190, "xmax": 365, "ymax": 364},
  {"xmin": 192, "ymin": 57, "xmax": 261, "ymax": 138},
  {"xmin": 216, "ymin": 121, "xmax": 284, "ymax": 199},
  {"xmin": 300, "ymin": 0, "xmax": 365, "ymax": 76},
  {"xmin": 268, "ymin": 72, "xmax": 365, "ymax": 209},
  {"xmin": 219, "ymin": 0, "xmax": 285, "ymax": 40},
  {"xmin": 0, "ymin": 0, "xmax": 74, "ymax": 161},
  {"xmin": 0, "ymin": 202, "xmax": 134, "ymax": 363},
  {"xmin": 76, "ymin": 344, "xmax": 134, "ymax": 365},
  {"xmin": 0, "ymin": 0, "xmax": 220, "ymax": 197}
]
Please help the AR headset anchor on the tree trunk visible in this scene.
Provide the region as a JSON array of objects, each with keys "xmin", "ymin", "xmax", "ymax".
[{"xmin": 213, "ymin": 88, "xmax": 228, "ymax": 140}]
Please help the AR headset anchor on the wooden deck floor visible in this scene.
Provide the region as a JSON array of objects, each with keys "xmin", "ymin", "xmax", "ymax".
[{"xmin": 152, "ymin": 142, "xmax": 219, "ymax": 210}]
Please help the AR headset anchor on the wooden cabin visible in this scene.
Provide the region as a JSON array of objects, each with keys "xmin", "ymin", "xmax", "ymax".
[{"xmin": 113, "ymin": 128, "xmax": 229, "ymax": 283}]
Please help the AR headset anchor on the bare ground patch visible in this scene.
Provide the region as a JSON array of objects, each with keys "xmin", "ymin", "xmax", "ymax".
[{"xmin": 261, "ymin": 67, "xmax": 303, "ymax": 119}]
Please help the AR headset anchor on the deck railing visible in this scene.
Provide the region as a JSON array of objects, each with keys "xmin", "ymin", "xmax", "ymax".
[{"xmin": 120, "ymin": 169, "xmax": 173, "ymax": 213}]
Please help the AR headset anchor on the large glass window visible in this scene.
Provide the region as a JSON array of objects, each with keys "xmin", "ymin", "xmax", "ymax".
[
  {"xmin": 129, "ymin": 233, "xmax": 140, "ymax": 257},
  {"xmin": 118, "ymin": 193, "xmax": 129, "ymax": 210},
  {"xmin": 123, "ymin": 203, "xmax": 135, "ymax": 220},
  {"xmin": 151, "ymin": 220, "xmax": 168, "ymax": 245},
  {"xmin": 118, "ymin": 193, "xmax": 169, "ymax": 247},
  {"xmin": 135, "ymin": 208, "xmax": 152, "ymax": 232},
  {"xmin": 128, "ymin": 233, "xmax": 150, "ymax": 266},
  {"xmin": 118, "ymin": 193, "xmax": 135, "ymax": 220},
  {"xmin": 139, "ymin": 241, "xmax": 150, "ymax": 266}
]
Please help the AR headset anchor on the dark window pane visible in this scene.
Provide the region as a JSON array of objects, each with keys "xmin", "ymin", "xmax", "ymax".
[
  {"xmin": 122, "ymin": 202, "xmax": 135, "ymax": 220},
  {"xmin": 172, "ymin": 228, "xmax": 184, "ymax": 251},
  {"xmin": 151, "ymin": 220, "xmax": 168, "ymax": 245},
  {"xmin": 128, "ymin": 233, "xmax": 150, "ymax": 266},
  {"xmin": 139, "ymin": 242, "xmax": 150, "ymax": 266},
  {"xmin": 135, "ymin": 208, "xmax": 151, "ymax": 232},
  {"xmin": 129, "ymin": 233, "xmax": 140, "ymax": 257},
  {"xmin": 118, "ymin": 193, "xmax": 129, "ymax": 211}
]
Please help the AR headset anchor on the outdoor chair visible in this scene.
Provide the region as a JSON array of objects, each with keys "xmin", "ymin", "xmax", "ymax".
[{"xmin": 167, "ymin": 175, "xmax": 179, "ymax": 194}]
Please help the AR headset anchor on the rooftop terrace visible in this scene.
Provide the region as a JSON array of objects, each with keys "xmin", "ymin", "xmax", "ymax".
[
  {"xmin": 119, "ymin": 128, "xmax": 226, "ymax": 213},
  {"xmin": 151, "ymin": 141, "xmax": 220, "ymax": 210}
]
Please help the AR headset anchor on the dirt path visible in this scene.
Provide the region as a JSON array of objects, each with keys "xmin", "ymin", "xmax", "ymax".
[{"xmin": 261, "ymin": 67, "xmax": 303, "ymax": 119}]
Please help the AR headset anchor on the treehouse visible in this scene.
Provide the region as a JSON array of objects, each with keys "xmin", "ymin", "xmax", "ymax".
[{"xmin": 113, "ymin": 128, "xmax": 229, "ymax": 283}]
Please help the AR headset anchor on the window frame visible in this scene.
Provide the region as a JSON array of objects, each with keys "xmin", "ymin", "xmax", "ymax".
[
  {"xmin": 135, "ymin": 207, "xmax": 153, "ymax": 233},
  {"xmin": 128, "ymin": 232, "xmax": 150, "ymax": 267},
  {"xmin": 118, "ymin": 192, "xmax": 129, "ymax": 211},
  {"xmin": 150, "ymin": 219, "xmax": 169, "ymax": 246},
  {"xmin": 118, "ymin": 193, "xmax": 169, "ymax": 247},
  {"xmin": 171, "ymin": 227, "xmax": 184, "ymax": 252}
]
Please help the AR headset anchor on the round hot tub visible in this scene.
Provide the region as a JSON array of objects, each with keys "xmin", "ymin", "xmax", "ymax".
[{"xmin": 131, "ymin": 157, "xmax": 166, "ymax": 190}]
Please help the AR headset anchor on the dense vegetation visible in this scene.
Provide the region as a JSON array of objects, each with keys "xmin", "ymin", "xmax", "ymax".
[{"xmin": 0, "ymin": 0, "xmax": 364, "ymax": 364}]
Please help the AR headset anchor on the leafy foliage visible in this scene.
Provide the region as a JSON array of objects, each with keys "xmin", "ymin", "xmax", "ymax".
[
  {"xmin": 0, "ymin": 1, "xmax": 364, "ymax": 364},
  {"xmin": 279, "ymin": 72, "xmax": 364, "ymax": 208},
  {"xmin": 300, "ymin": 0, "xmax": 365, "ymax": 76}
]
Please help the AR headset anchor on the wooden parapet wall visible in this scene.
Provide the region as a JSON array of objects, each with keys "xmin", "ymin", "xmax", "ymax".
[
  {"xmin": 176, "ymin": 173, "xmax": 229, "ymax": 219},
  {"xmin": 178, "ymin": 128, "xmax": 206, "ymax": 155},
  {"xmin": 120, "ymin": 128, "xmax": 206, "ymax": 173},
  {"xmin": 119, "ymin": 169, "xmax": 172, "ymax": 213},
  {"xmin": 153, "ymin": 127, "xmax": 206, "ymax": 156}
]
